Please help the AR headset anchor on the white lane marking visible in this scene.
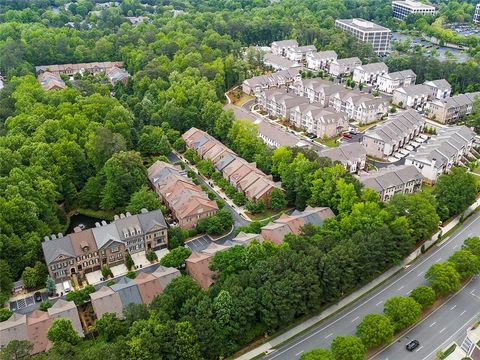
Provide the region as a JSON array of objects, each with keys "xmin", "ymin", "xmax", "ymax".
[
  {"xmin": 416, "ymin": 346, "xmax": 424, "ymax": 352},
  {"xmin": 435, "ymin": 257, "xmax": 442, "ymax": 262},
  {"xmin": 440, "ymin": 327, "xmax": 446, "ymax": 333},
  {"xmin": 375, "ymin": 301, "xmax": 383, "ymax": 306},
  {"xmin": 450, "ymin": 305, "xmax": 457, "ymax": 310},
  {"xmin": 267, "ymin": 216, "xmax": 480, "ymax": 360},
  {"xmin": 351, "ymin": 316, "xmax": 359, "ymax": 323},
  {"xmin": 460, "ymin": 310, "xmax": 466, "ymax": 316},
  {"xmin": 453, "ymin": 244, "xmax": 458, "ymax": 249},
  {"xmin": 421, "ymin": 313, "xmax": 480, "ymax": 360},
  {"xmin": 416, "ymin": 272, "xmax": 424, "ymax": 278},
  {"xmin": 429, "ymin": 321, "xmax": 436, "ymax": 327},
  {"xmin": 398, "ymin": 286, "xmax": 405, "ymax": 291},
  {"xmin": 295, "ymin": 351, "xmax": 304, "ymax": 356},
  {"xmin": 325, "ymin": 333, "xmax": 333, "ymax": 339}
]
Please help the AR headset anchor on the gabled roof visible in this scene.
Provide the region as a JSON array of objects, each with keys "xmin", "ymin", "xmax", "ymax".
[
  {"xmin": 110, "ymin": 277, "xmax": 142, "ymax": 306},
  {"xmin": 137, "ymin": 209, "xmax": 167, "ymax": 233},
  {"xmin": 47, "ymin": 299, "xmax": 76, "ymax": 315},
  {"xmin": 424, "ymin": 79, "xmax": 451, "ymax": 91},
  {"xmin": 90, "ymin": 285, "xmax": 114, "ymax": 300},
  {"xmin": 42, "ymin": 235, "xmax": 75, "ymax": 264},
  {"xmin": 91, "ymin": 222, "xmax": 122, "ymax": 250},
  {"xmin": 359, "ymin": 165, "xmax": 422, "ymax": 192},
  {"xmin": 0, "ymin": 313, "xmax": 26, "ymax": 330},
  {"xmin": 355, "ymin": 62, "xmax": 388, "ymax": 73}
]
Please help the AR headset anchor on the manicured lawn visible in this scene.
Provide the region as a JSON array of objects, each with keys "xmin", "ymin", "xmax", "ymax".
[
  {"xmin": 316, "ymin": 136, "xmax": 340, "ymax": 147},
  {"xmin": 421, "ymin": 183, "xmax": 435, "ymax": 194},
  {"xmin": 246, "ymin": 208, "xmax": 290, "ymax": 221},
  {"xmin": 233, "ymin": 93, "xmax": 254, "ymax": 107}
]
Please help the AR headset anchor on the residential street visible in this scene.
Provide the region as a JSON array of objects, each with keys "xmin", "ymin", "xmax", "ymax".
[{"xmin": 261, "ymin": 211, "xmax": 480, "ymax": 360}]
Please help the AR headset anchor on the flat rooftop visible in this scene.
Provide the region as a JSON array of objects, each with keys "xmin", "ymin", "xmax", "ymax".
[
  {"xmin": 392, "ymin": 0, "xmax": 435, "ymax": 10},
  {"xmin": 335, "ymin": 18, "xmax": 391, "ymax": 32}
]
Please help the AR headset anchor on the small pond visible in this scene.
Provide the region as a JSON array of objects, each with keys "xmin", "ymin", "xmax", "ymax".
[{"xmin": 67, "ymin": 213, "xmax": 106, "ymax": 234}]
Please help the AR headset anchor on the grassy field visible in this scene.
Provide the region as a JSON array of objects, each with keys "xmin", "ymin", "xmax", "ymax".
[{"xmin": 316, "ymin": 136, "xmax": 340, "ymax": 147}]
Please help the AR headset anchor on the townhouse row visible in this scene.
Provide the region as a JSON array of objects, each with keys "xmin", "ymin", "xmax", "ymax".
[
  {"xmin": 405, "ymin": 125, "xmax": 476, "ymax": 183},
  {"xmin": 147, "ymin": 161, "xmax": 219, "ymax": 229},
  {"xmin": 186, "ymin": 206, "xmax": 335, "ymax": 290},
  {"xmin": 182, "ymin": 128, "xmax": 281, "ymax": 205},
  {"xmin": 42, "ymin": 209, "xmax": 168, "ymax": 283},
  {"xmin": 0, "ymin": 266, "xmax": 180, "ymax": 354}
]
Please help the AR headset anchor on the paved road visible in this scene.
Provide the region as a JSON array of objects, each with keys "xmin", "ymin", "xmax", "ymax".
[
  {"xmin": 264, "ymin": 211, "xmax": 480, "ymax": 360},
  {"xmin": 373, "ymin": 275, "xmax": 480, "ymax": 360}
]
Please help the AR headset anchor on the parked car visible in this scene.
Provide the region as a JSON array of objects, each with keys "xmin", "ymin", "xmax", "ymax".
[
  {"xmin": 342, "ymin": 133, "xmax": 352, "ymax": 139},
  {"xmin": 307, "ymin": 133, "xmax": 317, "ymax": 139},
  {"xmin": 34, "ymin": 292, "xmax": 42, "ymax": 303},
  {"xmin": 406, "ymin": 340, "xmax": 420, "ymax": 351}
]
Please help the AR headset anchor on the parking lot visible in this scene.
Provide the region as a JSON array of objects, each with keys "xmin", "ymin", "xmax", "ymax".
[{"xmin": 9, "ymin": 291, "xmax": 48, "ymax": 312}]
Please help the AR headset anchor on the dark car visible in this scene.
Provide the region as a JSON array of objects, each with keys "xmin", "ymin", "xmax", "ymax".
[
  {"xmin": 34, "ymin": 291, "xmax": 42, "ymax": 303},
  {"xmin": 406, "ymin": 340, "xmax": 420, "ymax": 351}
]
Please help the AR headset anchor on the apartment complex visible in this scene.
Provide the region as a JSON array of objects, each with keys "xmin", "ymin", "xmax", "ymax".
[
  {"xmin": 254, "ymin": 118, "xmax": 310, "ymax": 148},
  {"xmin": 257, "ymin": 88, "xmax": 309, "ymax": 118},
  {"xmin": 42, "ymin": 209, "xmax": 168, "ymax": 283},
  {"xmin": 0, "ymin": 300, "xmax": 83, "ymax": 354},
  {"xmin": 424, "ymin": 79, "xmax": 452, "ymax": 100},
  {"xmin": 427, "ymin": 92, "xmax": 479, "ymax": 124},
  {"xmin": 377, "ymin": 70, "xmax": 416, "ymax": 94},
  {"xmin": 289, "ymin": 103, "xmax": 349, "ymax": 138},
  {"xmin": 182, "ymin": 128, "xmax": 281, "ymax": 205},
  {"xmin": 335, "ymin": 19, "xmax": 391, "ymax": 55},
  {"xmin": 260, "ymin": 207, "xmax": 335, "ymax": 245},
  {"xmin": 328, "ymin": 57, "xmax": 362, "ymax": 77},
  {"xmin": 263, "ymin": 53, "xmax": 300, "ymax": 71},
  {"xmin": 148, "ymin": 161, "xmax": 218, "ymax": 229},
  {"xmin": 392, "ymin": 0, "xmax": 436, "ymax": 19},
  {"xmin": 242, "ymin": 68, "xmax": 301, "ymax": 95},
  {"xmin": 405, "ymin": 125, "xmax": 476, "ymax": 183},
  {"xmin": 362, "ymin": 110, "xmax": 425, "ymax": 158},
  {"xmin": 393, "ymin": 84, "xmax": 430, "ymax": 109},
  {"xmin": 358, "ymin": 165, "xmax": 423, "ymax": 201},
  {"xmin": 475, "ymin": 3, "xmax": 480, "ymax": 24},
  {"xmin": 319, "ymin": 142, "xmax": 367, "ymax": 173},
  {"xmin": 271, "ymin": 39, "xmax": 299, "ymax": 56},
  {"xmin": 306, "ymin": 50, "xmax": 338, "ymax": 71},
  {"xmin": 352, "ymin": 62, "xmax": 389, "ymax": 85},
  {"xmin": 285, "ymin": 45, "xmax": 317, "ymax": 62},
  {"xmin": 294, "ymin": 78, "xmax": 344, "ymax": 106}
]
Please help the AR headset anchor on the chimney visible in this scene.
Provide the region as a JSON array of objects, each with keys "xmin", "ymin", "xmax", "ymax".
[
  {"xmin": 431, "ymin": 158, "xmax": 437, "ymax": 169},
  {"xmin": 101, "ymin": 220, "xmax": 107, "ymax": 226},
  {"xmin": 73, "ymin": 226, "xmax": 82, "ymax": 233},
  {"xmin": 51, "ymin": 234, "xmax": 57, "ymax": 240},
  {"xmin": 120, "ymin": 213, "xmax": 125, "ymax": 219},
  {"xmin": 57, "ymin": 233, "xmax": 63, "ymax": 238},
  {"xmin": 140, "ymin": 208, "xmax": 148, "ymax": 214},
  {"xmin": 95, "ymin": 222, "xmax": 101, "ymax": 228},
  {"xmin": 114, "ymin": 215, "xmax": 120, "ymax": 220},
  {"xmin": 44, "ymin": 236, "xmax": 50, "ymax": 242},
  {"xmin": 126, "ymin": 212, "xmax": 132, "ymax": 217}
]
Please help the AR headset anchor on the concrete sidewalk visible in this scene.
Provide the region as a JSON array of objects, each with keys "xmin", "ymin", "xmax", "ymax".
[{"xmin": 236, "ymin": 198, "xmax": 480, "ymax": 360}]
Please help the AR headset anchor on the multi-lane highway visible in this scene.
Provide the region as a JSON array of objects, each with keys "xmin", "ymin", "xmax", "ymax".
[{"xmin": 264, "ymin": 211, "xmax": 480, "ymax": 360}]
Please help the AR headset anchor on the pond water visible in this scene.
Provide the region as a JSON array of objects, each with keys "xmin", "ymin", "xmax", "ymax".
[
  {"xmin": 67, "ymin": 213, "xmax": 105, "ymax": 234},
  {"xmin": 391, "ymin": 32, "xmax": 471, "ymax": 62}
]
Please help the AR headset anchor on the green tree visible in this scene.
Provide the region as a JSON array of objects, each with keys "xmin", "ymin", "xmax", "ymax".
[
  {"xmin": 95, "ymin": 313, "xmax": 127, "ymax": 342},
  {"xmin": 356, "ymin": 314, "xmax": 394, "ymax": 348},
  {"xmin": 268, "ymin": 188, "xmax": 287, "ymax": 211},
  {"xmin": 0, "ymin": 340, "xmax": 33, "ymax": 360},
  {"xmin": 331, "ymin": 336, "xmax": 366, "ymax": 360},
  {"xmin": 126, "ymin": 186, "xmax": 160, "ymax": 214},
  {"xmin": 168, "ymin": 227, "xmax": 186, "ymax": 249},
  {"xmin": 39, "ymin": 300, "xmax": 53, "ymax": 312},
  {"xmin": 46, "ymin": 276, "xmax": 56, "ymax": 296},
  {"xmin": 410, "ymin": 285, "xmax": 436, "ymax": 309},
  {"xmin": 300, "ymin": 349, "xmax": 334, "ymax": 360},
  {"xmin": 47, "ymin": 319, "xmax": 81, "ymax": 345},
  {"xmin": 100, "ymin": 151, "xmax": 147, "ymax": 210},
  {"xmin": 463, "ymin": 237, "xmax": 480, "ymax": 257},
  {"xmin": 0, "ymin": 308, "xmax": 13, "ymax": 322},
  {"xmin": 146, "ymin": 250, "xmax": 158, "ymax": 263},
  {"xmin": 434, "ymin": 167, "xmax": 477, "ymax": 220},
  {"xmin": 160, "ymin": 247, "xmax": 192, "ymax": 268},
  {"xmin": 425, "ymin": 262, "xmax": 461, "ymax": 296},
  {"xmin": 22, "ymin": 266, "xmax": 39, "ymax": 289},
  {"xmin": 123, "ymin": 303, "xmax": 149, "ymax": 326},
  {"xmin": 448, "ymin": 249, "xmax": 480, "ymax": 279},
  {"xmin": 174, "ymin": 321, "xmax": 202, "ymax": 360},
  {"xmin": 383, "ymin": 296, "xmax": 421, "ymax": 331},
  {"xmin": 0, "ymin": 260, "xmax": 13, "ymax": 304},
  {"xmin": 125, "ymin": 253, "xmax": 135, "ymax": 271}
]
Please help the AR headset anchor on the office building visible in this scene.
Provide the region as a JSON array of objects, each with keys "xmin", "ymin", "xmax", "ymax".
[{"xmin": 335, "ymin": 18, "xmax": 391, "ymax": 55}]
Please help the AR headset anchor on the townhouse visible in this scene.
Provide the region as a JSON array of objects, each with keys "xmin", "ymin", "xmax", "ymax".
[
  {"xmin": 255, "ymin": 118, "xmax": 310, "ymax": 148},
  {"xmin": 257, "ymin": 88, "xmax": 309, "ymax": 119},
  {"xmin": 148, "ymin": 161, "xmax": 218, "ymax": 229},
  {"xmin": 289, "ymin": 102, "xmax": 349, "ymax": 138},
  {"xmin": 271, "ymin": 39, "xmax": 299, "ymax": 56},
  {"xmin": 42, "ymin": 209, "xmax": 168, "ymax": 283},
  {"xmin": 352, "ymin": 62, "xmax": 389, "ymax": 85},
  {"xmin": 37, "ymin": 72, "xmax": 66, "ymax": 91},
  {"xmin": 182, "ymin": 128, "xmax": 281, "ymax": 205},
  {"xmin": 263, "ymin": 53, "xmax": 300, "ymax": 71},
  {"xmin": 392, "ymin": 0, "xmax": 436, "ymax": 20},
  {"xmin": 329, "ymin": 57, "xmax": 362, "ymax": 77},
  {"xmin": 335, "ymin": 19, "xmax": 392, "ymax": 55},
  {"xmin": 475, "ymin": 3, "xmax": 480, "ymax": 24},
  {"xmin": 0, "ymin": 299, "xmax": 83, "ymax": 354},
  {"xmin": 35, "ymin": 61, "xmax": 124, "ymax": 76},
  {"xmin": 427, "ymin": 92, "xmax": 479, "ymax": 124},
  {"xmin": 329, "ymin": 90, "xmax": 388, "ymax": 124},
  {"xmin": 358, "ymin": 165, "xmax": 423, "ymax": 201},
  {"xmin": 260, "ymin": 207, "xmax": 335, "ymax": 244},
  {"xmin": 242, "ymin": 68, "xmax": 301, "ymax": 95},
  {"xmin": 294, "ymin": 77, "xmax": 344, "ymax": 106},
  {"xmin": 377, "ymin": 70, "xmax": 416, "ymax": 94},
  {"xmin": 231, "ymin": 232, "xmax": 264, "ymax": 245},
  {"xmin": 319, "ymin": 142, "xmax": 367, "ymax": 173},
  {"xmin": 306, "ymin": 50, "xmax": 338, "ymax": 71},
  {"xmin": 106, "ymin": 66, "xmax": 129, "ymax": 85},
  {"xmin": 424, "ymin": 79, "xmax": 452, "ymax": 100},
  {"xmin": 393, "ymin": 84, "xmax": 430, "ymax": 109},
  {"xmin": 362, "ymin": 110, "xmax": 425, "ymax": 158},
  {"xmin": 90, "ymin": 266, "xmax": 181, "ymax": 319},
  {"xmin": 405, "ymin": 125, "xmax": 476, "ymax": 183},
  {"xmin": 285, "ymin": 45, "xmax": 317, "ymax": 62}
]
